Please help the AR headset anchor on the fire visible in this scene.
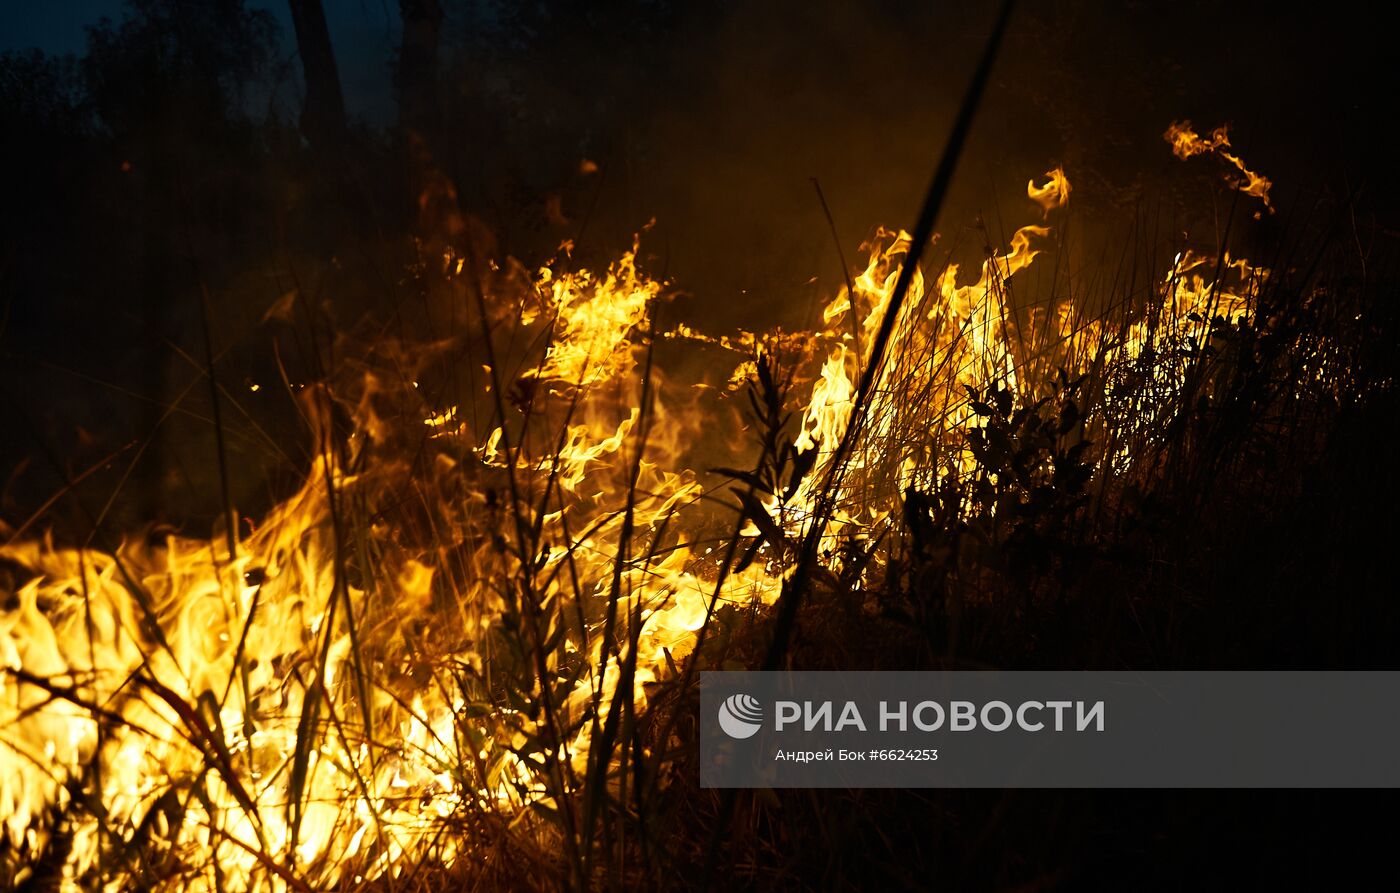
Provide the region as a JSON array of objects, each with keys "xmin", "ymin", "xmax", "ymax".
[
  {"xmin": 784, "ymin": 171, "xmax": 1064, "ymax": 550},
  {"xmin": 2, "ymin": 130, "xmax": 1278, "ymax": 889},
  {"xmin": 529, "ymin": 232, "xmax": 661, "ymax": 387},
  {"xmin": 1164, "ymin": 120, "xmax": 1274, "ymax": 215},
  {"xmin": 1027, "ymin": 165, "xmax": 1071, "ymax": 218},
  {"xmin": 1, "ymin": 225, "xmax": 784, "ymax": 890}
]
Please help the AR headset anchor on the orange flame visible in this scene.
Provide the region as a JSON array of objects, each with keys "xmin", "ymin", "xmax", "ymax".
[{"xmin": 1164, "ymin": 120, "xmax": 1274, "ymax": 215}]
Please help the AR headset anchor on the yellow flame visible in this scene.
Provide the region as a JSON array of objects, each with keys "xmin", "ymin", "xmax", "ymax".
[
  {"xmin": 1027, "ymin": 166, "xmax": 1071, "ymax": 218},
  {"xmin": 1164, "ymin": 120, "xmax": 1274, "ymax": 215}
]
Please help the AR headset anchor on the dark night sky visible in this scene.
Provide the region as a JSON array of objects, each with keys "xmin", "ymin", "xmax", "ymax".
[
  {"xmin": 1, "ymin": 0, "xmax": 401, "ymax": 122},
  {"xmin": 2, "ymin": 1, "xmax": 131, "ymax": 55}
]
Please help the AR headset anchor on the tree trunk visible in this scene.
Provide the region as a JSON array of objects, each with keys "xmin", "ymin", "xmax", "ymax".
[
  {"xmin": 397, "ymin": 0, "xmax": 442, "ymax": 145},
  {"xmin": 287, "ymin": 0, "xmax": 348, "ymax": 156},
  {"xmin": 397, "ymin": 0, "xmax": 465, "ymax": 242}
]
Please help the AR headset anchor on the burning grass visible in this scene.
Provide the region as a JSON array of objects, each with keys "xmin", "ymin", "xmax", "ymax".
[{"xmin": 1, "ymin": 134, "xmax": 1395, "ymax": 891}]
